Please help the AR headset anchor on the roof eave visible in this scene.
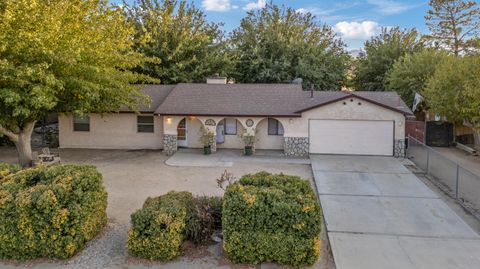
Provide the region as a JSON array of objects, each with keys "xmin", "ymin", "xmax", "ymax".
[{"xmin": 154, "ymin": 112, "xmax": 302, "ymax": 118}]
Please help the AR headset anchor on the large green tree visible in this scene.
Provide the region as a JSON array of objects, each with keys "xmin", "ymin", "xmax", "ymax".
[
  {"xmin": 386, "ymin": 49, "xmax": 449, "ymax": 107},
  {"xmin": 0, "ymin": 0, "xmax": 151, "ymax": 166},
  {"xmin": 230, "ymin": 4, "xmax": 349, "ymax": 90},
  {"xmin": 425, "ymin": 0, "xmax": 480, "ymax": 55},
  {"xmin": 353, "ymin": 27, "xmax": 423, "ymax": 91},
  {"xmin": 125, "ymin": 0, "xmax": 233, "ymax": 84},
  {"xmin": 424, "ymin": 56, "xmax": 480, "ymax": 149}
]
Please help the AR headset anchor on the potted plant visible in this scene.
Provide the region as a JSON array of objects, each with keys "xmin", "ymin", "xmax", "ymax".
[
  {"xmin": 199, "ymin": 126, "xmax": 214, "ymax": 155},
  {"xmin": 240, "ymin": 132, "xmax": 256, "ymax": 156}
]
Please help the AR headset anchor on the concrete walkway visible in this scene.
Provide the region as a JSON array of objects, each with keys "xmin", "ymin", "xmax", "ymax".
[
  {"xmin": 311, "ymin": 155, "xmax": 480, "ymax": 269},
  {"xmin": 166, "ymin": 149, "xmax": 310, "ymax": 167}
]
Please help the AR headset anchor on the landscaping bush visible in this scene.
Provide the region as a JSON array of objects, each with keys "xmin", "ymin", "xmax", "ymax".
[
  {"xmin": 0, "ymin": 163, "xmax": 21, "ymax": 180},
  {"xmin": 0, "ymin": 165, "xmax": 107, "ymax": 260},
  {"xmin": 222, "ymin": 171, "xmax": 322, "ymax": 267},
  {"xmin": 128, "ymin": 191, "xmax": 192, "ymax": 261},
  {"xmin": 185, "ymin": 196, "xmax": 223, "ymax": 245},
  {"xmin": 128, "ymin": 192, "xmax": 222, "ymax": 261}
]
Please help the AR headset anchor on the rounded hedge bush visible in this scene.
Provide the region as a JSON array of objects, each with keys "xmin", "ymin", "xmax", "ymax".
[
  {"xmin": 222, "ymin": 172, "xmax": 322, "ymax": 267},
  {"xmin": 0, "ymin": 164, "xmax": 108, "ymax": 260},
  {"xmin": 128, "ymin": 191, "xmax": 222, "ymax": 261},
  {"xmin": 128, "ymin": 191, "xmax": 192, "ymax": 261}
]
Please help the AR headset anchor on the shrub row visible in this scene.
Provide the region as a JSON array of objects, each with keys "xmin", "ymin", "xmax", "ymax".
[
  {"xmin": 222, "ymin": 172, "xmax": 322, "ymax": 267},
  {"xmin": 0, "ymin": 163, "xmax": 21, "ymax": 180},
  {"xmin": 128, "ymin": 191, "xmax": 222, "ymax": 261},
  {"xmin": 0, "ymin": 164, "xmax": 108, "ymax": 260}
]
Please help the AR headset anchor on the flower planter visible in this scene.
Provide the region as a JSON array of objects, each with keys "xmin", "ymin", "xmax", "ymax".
[
  {"xmin": 244, "ymin": 146, "xmax": 253, "ymax": 156},
  {"xmin": 204, "ymin": 146, "xmax": 212, "ymax": 155}
]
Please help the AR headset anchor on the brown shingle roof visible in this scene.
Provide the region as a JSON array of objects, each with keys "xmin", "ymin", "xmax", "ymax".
[
  {"xmin": 120, "ymin": 85, "xmax": 175, "ymax": 113},
  {"xmin": 155, "ymin": 83, "xmax": 308, "ymax": 116},
  {"xmin": 153, "ymin": 83, "xmax": 413, "ymax": 116}
]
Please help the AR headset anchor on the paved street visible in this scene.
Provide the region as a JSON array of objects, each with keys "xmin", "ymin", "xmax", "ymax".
[{"xmin": 312, "ymin": 155, "xmax": 480, "ymax": 269}]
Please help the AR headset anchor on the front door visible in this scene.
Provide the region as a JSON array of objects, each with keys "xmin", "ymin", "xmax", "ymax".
[
  {"xmin": 177, "ymin": 119, "xmax": 187, "ymax": 147},
  {"xmin": 216, "ymin": 121, "xmax": 225, "ymax": 144}
]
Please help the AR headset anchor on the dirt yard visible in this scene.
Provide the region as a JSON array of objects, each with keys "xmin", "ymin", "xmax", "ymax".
[{"xmin": 0, "ymin": 147, "xmax": 334, "ymax": 269}]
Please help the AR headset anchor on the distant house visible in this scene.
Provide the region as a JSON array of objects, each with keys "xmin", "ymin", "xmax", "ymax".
[{"xmin": 58, "ymin": 77, "xmax": 413, "ymax": 157}]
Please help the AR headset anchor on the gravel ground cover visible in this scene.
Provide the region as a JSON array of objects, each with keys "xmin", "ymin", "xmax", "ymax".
[{"xmin": 0, "ymin": 148, "xmax": 334, "ymax": 269}]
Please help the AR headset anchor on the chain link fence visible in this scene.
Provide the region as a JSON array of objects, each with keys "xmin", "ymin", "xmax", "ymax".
[{"xmin": 407, "ymin": 136, "xmax": 480, "ymax": 211}]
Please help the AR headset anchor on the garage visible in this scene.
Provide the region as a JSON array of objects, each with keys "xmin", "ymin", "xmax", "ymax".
[{"xmin": 309, "ymin": 119, "xmax": 394, "ymax": 156}]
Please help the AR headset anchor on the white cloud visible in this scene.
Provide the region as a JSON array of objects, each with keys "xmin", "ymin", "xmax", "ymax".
[
  {"xmin": 296, "ymin": 2, "xmax": 364, "ymax": 23},
  {"xmin": 202, "ymin": 0, "xmax": 231, "ymax": 12},
  {"xmin": 243, "ymin": 0, "xmax": 266, "ymax": 11},
  {"xmin": 296, "ymin": 8, "xmax": 308, "ymax": 14},
  {"xmin": 334, "ymin": 21, "xmax": 381, "ymax": 40},
  {"xmin": 366, "ymin": 0, "xmax": 417, "ymax": 15}
]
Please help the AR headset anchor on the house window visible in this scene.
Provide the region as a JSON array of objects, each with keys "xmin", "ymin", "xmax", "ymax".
[
  {"xmin": 224, "ymin": 118, "xmax": 237, "ymax": 135},
  {"xmin": 73, "ymin": 116, "xmax": 90, "ymax": 132},
  {"xmin": 268, "ymin": 118, "xmax": 284, "ymax": 136},
  {"xmin": 137, "ymin": 116, "xmax": 154, "ymax": 133}
]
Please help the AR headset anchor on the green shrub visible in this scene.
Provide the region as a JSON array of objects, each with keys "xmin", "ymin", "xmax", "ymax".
[
  {"xmin": 0, "ymin": 163, "xmax": 21, "ymax": 180},
  {"xmin": 128, "ymin": 191, "xmax": 192, "ymax": 261},
  {"xmin": 128, "ymin": 192, "xmax": 223, "ymax": 261},
  {"xmin": 222, "ymin": 172, "xmax": 322, "ymax": 267},
  {"xmin": 0, "ymin": 165, "xmax": 107, "ymax": 260}
]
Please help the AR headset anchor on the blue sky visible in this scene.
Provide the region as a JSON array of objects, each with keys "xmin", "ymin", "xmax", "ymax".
[{"xmin": 113, "ymin": 0, "xmax": 460, "ymax": 50}]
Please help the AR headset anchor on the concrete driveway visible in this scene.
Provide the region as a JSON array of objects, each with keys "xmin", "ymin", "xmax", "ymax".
[{"xmin": 312, "ymin": 155, "xmax": 480, "ymax": 269}]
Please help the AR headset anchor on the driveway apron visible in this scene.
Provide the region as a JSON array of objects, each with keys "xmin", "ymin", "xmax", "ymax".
[{"xmin": 311, "ymin": 155, "xmax": 480, "ymax": 269}]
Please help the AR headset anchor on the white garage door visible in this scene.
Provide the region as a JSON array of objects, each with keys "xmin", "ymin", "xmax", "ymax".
[{"xmin": 309, "ymin": 120, "xmax": 394, "ymax": 156}]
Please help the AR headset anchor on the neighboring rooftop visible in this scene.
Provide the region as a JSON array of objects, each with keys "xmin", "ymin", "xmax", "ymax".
[{"xmin": 125, "ymin": 83, "xmax": 413, "ymax": 116}]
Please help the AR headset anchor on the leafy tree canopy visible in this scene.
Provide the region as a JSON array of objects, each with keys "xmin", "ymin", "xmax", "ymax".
[
  {"xmin": 353, "ymin": 27, "xmax": 423, "ymax": 91},
  {"xmin": 424, "ymin": 55, "xmax": 480, "ymax": 148},
  {"xmin": 0, "ymin": 0, "xmax": 152, "ymax": 166},
  {"xmin": 125, "ymin": 0, "xmax": 233, "ymax": 84},
  {"xmin": 425, "ymin": 0, "xmax": 480, "ymax": 55},
  {"xmin": 386, "ymin": 49, "xmax": 449, "ymax": 107},
  {"xmin": 230, "ymin": 3, "xmax": 349, "ymax": 90}
]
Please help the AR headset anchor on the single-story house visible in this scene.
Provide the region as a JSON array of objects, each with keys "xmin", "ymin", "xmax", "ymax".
[{"xmin": 58, "ymin": 77, "xmax": 413, "ymax": 157}]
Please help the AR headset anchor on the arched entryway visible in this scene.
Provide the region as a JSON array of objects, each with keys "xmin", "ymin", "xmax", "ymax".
[
  {"xmin": 177, "ymin": 118, "xmax": 187, "ymax": 147},
  {"xmin": 216, "ymin": 118, "xmax": 245, "ymax": 148},
  {"xmin": 256, "ymin": 118, "xmax": 284, "ymax": 150}
]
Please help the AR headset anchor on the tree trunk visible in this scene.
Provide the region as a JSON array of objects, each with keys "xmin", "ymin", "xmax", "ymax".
[
  {"xmin": 0, "ymin": 122, "xmax": 36, "ymax": 167},
  {"xmin": 464, "ymin": 121, "xmax": 480, "ymax": 151},
  {"xmin": 14, "ymin": 132, "xmax": 33, "ymax": 167},
  {"xmin": 473, "ymin": 129, "xmax": 480, "ymax": 151}
]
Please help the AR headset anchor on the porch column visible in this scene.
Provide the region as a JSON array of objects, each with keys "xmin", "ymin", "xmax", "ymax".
[
  {"xmin": 209, "ymin": 135, "xmax": 217, "ymax": 152},
  {"xmin": 205, "ymin": 125, "xmax": 217, "ymax": 153},
  {"xmin": 162, "ymin": 116, "xmax": 181, "ymax": 156},
  {"xmin": 163, "ymin": 134, "xmax": 177, "ymax": 156}
]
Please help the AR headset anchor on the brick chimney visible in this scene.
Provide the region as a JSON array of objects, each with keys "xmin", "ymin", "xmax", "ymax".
[{"xmin": 207, "ymin": 74, "xmax": 227, "ymax": 84}]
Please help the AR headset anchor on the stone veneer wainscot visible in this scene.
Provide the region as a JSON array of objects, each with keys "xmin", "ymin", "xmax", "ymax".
[
  {"xmin": 163, "ymin": 134, "xmax": 177, "ymax": 156},
  {"xmin": 284, "ymin": 137, "xmax": 309, "ymax": 157},
  {"xmin": 394, "ymin": 139, "xmax": 405, "ymax": 158}
]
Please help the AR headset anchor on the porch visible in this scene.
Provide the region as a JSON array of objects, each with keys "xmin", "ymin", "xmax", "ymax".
[
  {"xmin": 165, "ymin": 148, "xmax": 311, "ymax": 167},
  {"xmin": 161, "ymin": 116, "xmax": 309, "ymax": 157}
]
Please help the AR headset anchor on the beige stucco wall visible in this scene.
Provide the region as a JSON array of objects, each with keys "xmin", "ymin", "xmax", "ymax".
[
  {"xmin": 277, "ymin": 97, "xmax": 406, "ymax": 140},
  {"xmin": 58, "ymin": 97, "xmax": 405, "ymax": 150},
  {"xmin": 59, "ymin": 113, "xmax": 164, "ymax": 149},
  {"xmin": 255, "ymin": 119, "xmax": 284, "ymax": 150}
]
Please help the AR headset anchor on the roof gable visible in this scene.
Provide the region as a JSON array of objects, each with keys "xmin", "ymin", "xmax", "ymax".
[{"xmin": 295, "ymin": 92, "xmax": 413, "ymax": 115}]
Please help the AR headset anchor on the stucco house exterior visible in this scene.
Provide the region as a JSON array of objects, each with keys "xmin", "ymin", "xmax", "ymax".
[{"xmin": 58, "ymin": 77, "xmax": 413, "ymax": 157}]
